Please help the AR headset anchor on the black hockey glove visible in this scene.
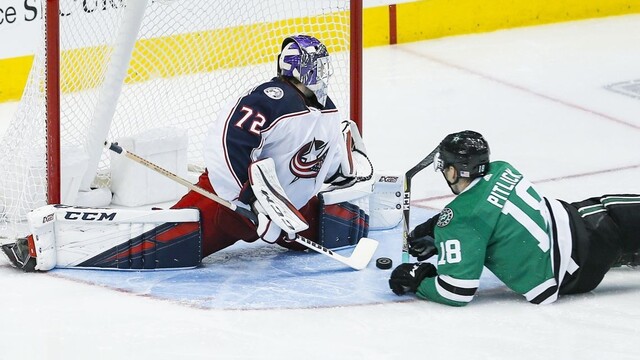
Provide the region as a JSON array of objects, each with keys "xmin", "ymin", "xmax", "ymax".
[
  {"xmin": 389, "ymin": 263, "xmax": 437, "ymax": 295},
  {"xmin": 408, "ymin": 234, "xmax": 437, "ymax": 261},
  {"xmin": 410, "ymin": 212, "xmax": 440, "ymax": 238},
  {"xmin": 407, "ymin": 213, "xmax": 439, "ymax": 261}
]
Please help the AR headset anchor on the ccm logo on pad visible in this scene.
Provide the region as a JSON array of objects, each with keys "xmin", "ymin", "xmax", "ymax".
[{"xmin": 64, "ymin": 211, "xmax": 116, "ymax": 221}]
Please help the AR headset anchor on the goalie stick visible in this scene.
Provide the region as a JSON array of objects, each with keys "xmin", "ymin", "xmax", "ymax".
[
  {"xmin": 105, "ymin": 141, "xmax": 378, "ymax": 270},
  {"xmin": 402, "ymin": 146, "xmax": 439, "ymax": 263}
]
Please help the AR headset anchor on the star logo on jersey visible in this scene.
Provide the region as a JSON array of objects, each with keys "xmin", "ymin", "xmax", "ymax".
[
  {"xmin": 437, "ymin": 207, "xmax": 454, "ymax": 227},
  {"xmin": 289, "ymin": 139, "xmax": 329, "ymax": 180}
]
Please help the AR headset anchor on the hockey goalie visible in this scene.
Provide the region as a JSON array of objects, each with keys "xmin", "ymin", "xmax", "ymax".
[{"xmin": 1, "ymin": 35, "xmax": 399, "ymax": 272}]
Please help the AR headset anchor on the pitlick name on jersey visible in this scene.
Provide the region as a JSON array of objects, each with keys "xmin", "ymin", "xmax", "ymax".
[{"xmin": 486, "ymin": 168, "xmax": 522, "ymax": 209}]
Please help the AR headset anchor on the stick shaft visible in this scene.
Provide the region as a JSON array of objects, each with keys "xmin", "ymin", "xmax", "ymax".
[{"xmin": 402, "ymin": 147, "xmax": 438, "ymax": 263}]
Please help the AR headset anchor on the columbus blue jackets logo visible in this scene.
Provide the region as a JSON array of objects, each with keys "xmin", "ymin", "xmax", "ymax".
[
  {"xmin": 263, "ymin": 87, "xmax": 284, "ymax": 100},
  {"xmin": 290, "ymin": 139, "xmax": 329, "ymax": 180}
]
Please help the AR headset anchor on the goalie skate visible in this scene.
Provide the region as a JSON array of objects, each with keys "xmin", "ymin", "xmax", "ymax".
[{"xmin": 1, "ymin": 237, "xmax": 36, "ymax": 272}]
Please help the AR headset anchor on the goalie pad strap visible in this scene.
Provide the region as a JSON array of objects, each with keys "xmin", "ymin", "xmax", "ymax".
[{"xmin": 28, "ymin": 205, "xmax": 202, "ymax": 271}]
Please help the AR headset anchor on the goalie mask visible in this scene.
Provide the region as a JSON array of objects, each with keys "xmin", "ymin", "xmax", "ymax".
[
  {"xmin": 277, "ymin": 35, "xmax": 332, "ymax": 107},
  {"xmin": 434, "ymin": 130, "xmax": 490, "ymax": 179}
]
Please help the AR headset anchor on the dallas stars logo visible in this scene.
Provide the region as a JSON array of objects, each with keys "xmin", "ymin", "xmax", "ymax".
[{"xmin": 437, "ymin": 208, "xmax": 454, "ymax": 227}]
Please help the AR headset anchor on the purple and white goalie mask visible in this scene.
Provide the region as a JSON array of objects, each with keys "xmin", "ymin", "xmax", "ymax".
[{"xmin": 278, "ymin": 35, "xmax": 332, "ymax": 107}]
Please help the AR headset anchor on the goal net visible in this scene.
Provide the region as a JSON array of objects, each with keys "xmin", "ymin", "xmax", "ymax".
[{"xmin": 0, "ymin": 0, "xmax": 361, "ymax": 238}]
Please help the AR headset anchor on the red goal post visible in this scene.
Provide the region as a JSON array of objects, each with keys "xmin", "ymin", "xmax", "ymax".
[{"xmin": 0, "ymin": 0, "xmax": 362, "ymax": 238}]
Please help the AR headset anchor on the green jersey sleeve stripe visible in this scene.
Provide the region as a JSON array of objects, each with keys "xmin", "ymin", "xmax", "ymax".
[{"xmin": 601, "ymin": 196, "xmax": 640, "ymax": 206}]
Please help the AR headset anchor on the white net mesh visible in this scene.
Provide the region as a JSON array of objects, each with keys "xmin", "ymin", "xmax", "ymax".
[{"xmin": 0, "ymin": 0, "xmax": 355, "ymax": 238}]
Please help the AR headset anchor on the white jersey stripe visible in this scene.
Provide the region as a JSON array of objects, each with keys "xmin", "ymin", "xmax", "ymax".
[
  {"xmin": 524, "ymin": 278, "xmax": 556, "ymax": 302},
  {"xmin": 439, "ymin": 275, "xmax": 480, "ymax": 288},
  {"xmin": 435, "ymin": 275, "xmax": 477, "ymax": 303}
]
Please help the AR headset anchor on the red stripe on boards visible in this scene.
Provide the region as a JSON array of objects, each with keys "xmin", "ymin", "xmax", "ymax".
[{"xmin": 389, "ymin": 4, "xmax": 397, "ymax": 45}]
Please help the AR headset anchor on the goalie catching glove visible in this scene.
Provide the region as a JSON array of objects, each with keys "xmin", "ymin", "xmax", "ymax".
[{"xmin": 325, "ymin": 120, "xmax": 373, "ymax": 186}]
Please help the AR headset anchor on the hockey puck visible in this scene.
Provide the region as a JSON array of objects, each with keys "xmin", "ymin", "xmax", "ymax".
[{"xmin": 376, "ymin": 257, "xmax": 393, "ymax": 270}]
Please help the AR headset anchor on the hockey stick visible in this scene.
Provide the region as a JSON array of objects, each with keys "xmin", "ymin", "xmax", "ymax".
[
  {"xmin": 402, "ymin": 146, "xmax": 439, "ymax": 263},
  {"xmin": 105, "ymin": 141, "xmax": 378, "ymax": 270}
]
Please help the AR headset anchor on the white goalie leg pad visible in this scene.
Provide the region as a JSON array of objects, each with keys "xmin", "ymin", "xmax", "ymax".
[
  {"xmin": 319, "ymin": 179, "xmax": 374, "ymax": 206},
  {"xmin": 250, "ymin": 158, "xmax": 309, "ymax": 234},
  {"xmin": 27, "ymin": 205, "xmax": 201, "ymax": 271},
  {"xmin": 369, "ymin": 172, "xmax": 404, "ymax": 230},
  {"xmin": 27, "ymin": 205, "xmax": 57, "ymax": 271}
]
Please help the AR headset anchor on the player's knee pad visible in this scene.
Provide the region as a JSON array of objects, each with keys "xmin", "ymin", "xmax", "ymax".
[{"xmin": 28, "ymin": 205, "xmax": 201, "ymax": 271}]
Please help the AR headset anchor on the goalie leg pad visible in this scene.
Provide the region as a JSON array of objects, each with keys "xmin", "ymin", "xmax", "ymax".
[
  {"xmin": 27, "ymin": 205, "xmax": 202, "ymax": 271},
  {"xmin": 317, "ymin": 175, "xmax": 373, "ymax": 249},
  {"xmin": 318, "ymin": 198, "xmax": 370, "ymax": 249},
  {"xmin": 78, "ymin": 220, "xmax": 202, "ymax": 270},
  {"xmin": 369, "ymin": 172, "xmax": 404, "ymax": 230}
]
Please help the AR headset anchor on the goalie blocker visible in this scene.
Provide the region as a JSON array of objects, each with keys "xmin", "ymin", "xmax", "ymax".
[{"xmin": 2, "ymin": 205, "xmax": 202, "ymax": 271}]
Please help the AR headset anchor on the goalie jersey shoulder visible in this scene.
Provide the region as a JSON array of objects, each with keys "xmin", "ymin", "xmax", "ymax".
[
  {"xmin": 204, "ymin": 78, "xmax": 341, "ymax": 202},
  {"xmin": 244, "ymin": 78, "xmax": 337, "ymax": 121}
]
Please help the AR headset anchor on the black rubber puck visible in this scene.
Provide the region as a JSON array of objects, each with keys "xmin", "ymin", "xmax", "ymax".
[{"xmin": 376, "ymin": 257, "xmax": 392, "ymax": 270}]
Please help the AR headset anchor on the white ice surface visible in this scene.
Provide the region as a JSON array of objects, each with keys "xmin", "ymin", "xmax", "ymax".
[{"xmin": 1, "ymin": 14, "xmax": 640, "ymax": 359}]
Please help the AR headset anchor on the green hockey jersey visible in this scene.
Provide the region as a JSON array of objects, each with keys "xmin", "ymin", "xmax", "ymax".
[{"xmin": 416, "ymin": 161, "xmax": 575, "ymax": 306}]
